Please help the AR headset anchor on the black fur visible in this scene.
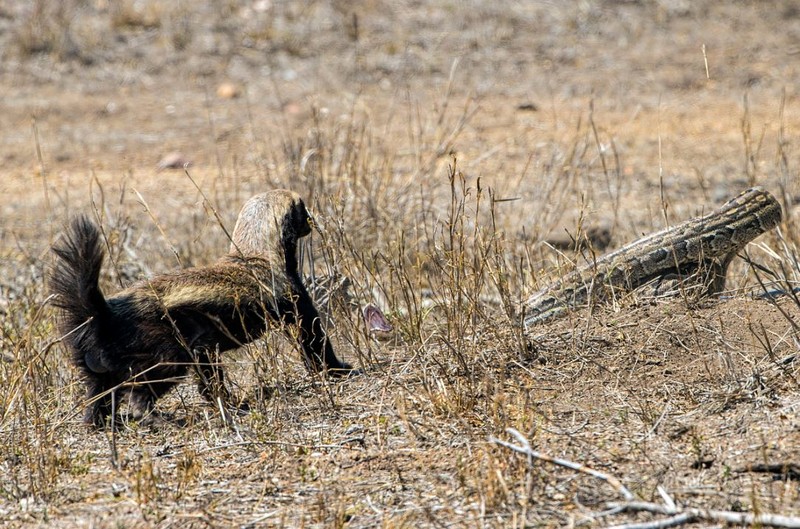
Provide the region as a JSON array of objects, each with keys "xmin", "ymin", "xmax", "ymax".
[{"xmin": 50, "ymin": 195, "xmax": 352, "ymax": 427}]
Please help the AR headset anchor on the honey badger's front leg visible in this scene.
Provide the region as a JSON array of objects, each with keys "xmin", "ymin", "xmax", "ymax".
[{"xmin": 283, "ymin": 283, "xmax": 353, "ymax": 375}]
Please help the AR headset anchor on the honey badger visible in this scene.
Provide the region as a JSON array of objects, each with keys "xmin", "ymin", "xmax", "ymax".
[{"xmin": 50, "ymin": 190, "xmax": 353, "ymax": 427}]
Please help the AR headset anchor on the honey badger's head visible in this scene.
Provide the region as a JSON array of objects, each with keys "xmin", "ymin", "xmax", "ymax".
[{"xmin": 229, "ymin": 190, "xmax": 313, "ymax": 260}]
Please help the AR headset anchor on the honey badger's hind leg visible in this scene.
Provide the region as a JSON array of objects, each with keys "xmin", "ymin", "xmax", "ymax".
[
  {"xmin": 191, "ymin": 346, "xmax": 232, "ymax": 405},
  {"xmin": 83, "ymin": 373, "xmax": 119, "ymax": 427},
  {"xmin": 171, "ymin": 313, "xmax": 244, "ymax": 411},
  {"xmin": 126, "ymin": 363, "xmax": 187, "ymax": 425},
  {"xmin": 127, "ymin": 380, "xmax": 177, "ymax": 422},
  {"xmin": 192, "ymin": 346, "xmax": 253, "ymax": 414}
]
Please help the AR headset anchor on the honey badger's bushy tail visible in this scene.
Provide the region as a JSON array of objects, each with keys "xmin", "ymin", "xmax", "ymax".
[{"xmin": 50, "ymin": 215, "xmax": 113, "ymax": 374}]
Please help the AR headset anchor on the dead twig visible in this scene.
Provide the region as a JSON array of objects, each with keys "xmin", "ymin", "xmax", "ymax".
[
  {"xmin": 605, "ymin": 501, "xmax": 800, "ymax": 529},
  {"xmin": 736, "ymin": 462, "xmax": 800, "ymax": 480},
  {"xmin": 606, "ymin": 512, "xmax": 694, "ymax": 529},
  {"xmin": 491, "ymin": 428, "xmax": 800, "ymax": 529},
  {"xmin": 489, "ymin": 427, "xmax": 635, "ymax": 501}
]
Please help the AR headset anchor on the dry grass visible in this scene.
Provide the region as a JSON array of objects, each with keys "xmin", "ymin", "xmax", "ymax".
[{"xmin": 1, "ymin": 1, "xmax": 800, "ymax": 527}]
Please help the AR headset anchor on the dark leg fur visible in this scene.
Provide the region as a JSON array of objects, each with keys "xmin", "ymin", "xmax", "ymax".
[
  {"xmin": 128, "ymin": 381, "xmax": 179, "ymax": 423},
  {"xmin": 281, "ymin": 216, "xmax": 353, "ymax": 377},
  {"xmin": 292, "ymin": 287, "xmax": 353, "ymax": 376},
  {"xmin": 84, "ymin": 377, "xmax": 115, "ymax": 427},
  {"xmin": 192, "ymin": 347, "xmax": 231, "ymax": 403},
  {"xmin": 124, "ymin": 359, "xmax": 191, "ymax": 423},
  {"xmin": 83, "ymin": 368, "xmax": 183, "ymax": 426}
]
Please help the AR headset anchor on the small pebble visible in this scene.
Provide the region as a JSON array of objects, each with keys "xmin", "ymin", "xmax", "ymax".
[{"xmin": 216, "ymin": 82, "xmax": 240, "ymax": 99}]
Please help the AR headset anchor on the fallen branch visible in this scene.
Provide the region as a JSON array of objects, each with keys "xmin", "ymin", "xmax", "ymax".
[
  {"xmin": 736, "ymin": 462, "xmax": 800, "ymax": 481},
  {"xmin": 490, "ymin": 428, "xmax": 800, "ymax": 529},
  {"xmin": 605, "ymin": 501, "xmax": 800, "ymax": 529},
  {"xmin": 606, "ymin": 512, "xmax": 693, "ymax": 529},
  {"xmin": 489, "ymin": 427, "xmax": 635, "ymax": 501}
]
